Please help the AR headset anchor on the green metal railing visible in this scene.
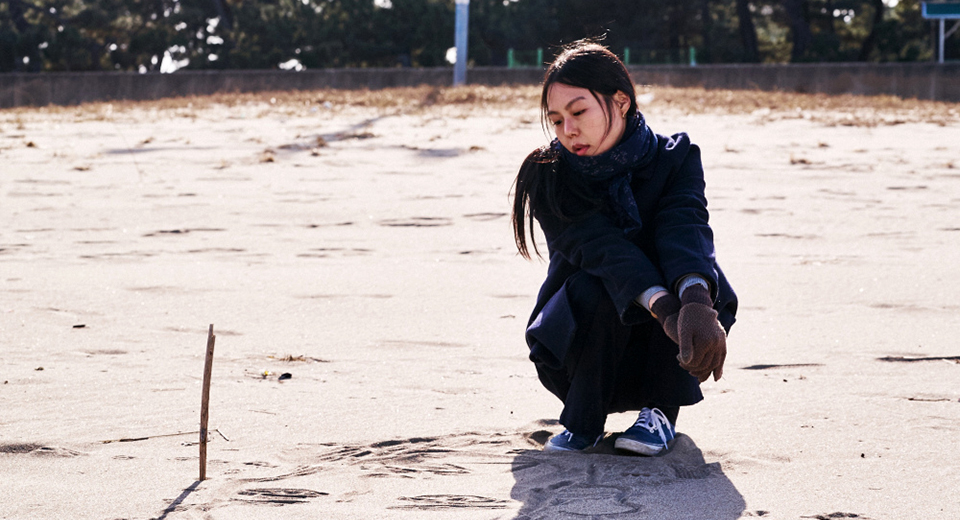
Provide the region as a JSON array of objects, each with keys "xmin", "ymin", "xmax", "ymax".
[{"xmin": 506, "ymin": 47, "xmax": 699, "ymax": 68}]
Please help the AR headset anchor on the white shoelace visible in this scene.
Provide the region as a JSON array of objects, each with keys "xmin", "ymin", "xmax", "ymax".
[
  {"xmin": 558, "ymin": 430, "xmax": 601, "ymax": 448},
  {"xmin": 634, "ymin": 408, "xmax": 673, "ymax": 449}
]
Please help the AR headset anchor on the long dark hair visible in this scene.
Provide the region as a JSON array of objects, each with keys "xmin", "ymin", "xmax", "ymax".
[{"xmin": 512, "ymin": 40, "xmax": 638, "ymax": 259}]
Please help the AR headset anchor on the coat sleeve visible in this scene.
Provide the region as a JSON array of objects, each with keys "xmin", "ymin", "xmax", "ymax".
[
  {"xmin": 538, "ymin": 209, "xmax": 665, "ymax": 325},
  {"xmin": 652, "ymin": 134, "xmax": 720, "ymax": 299}
]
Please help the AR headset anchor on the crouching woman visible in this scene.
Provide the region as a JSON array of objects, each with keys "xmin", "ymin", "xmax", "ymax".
[{"xmin": 512, "ymin": 41, "xmax": 738, "ymax": 455}]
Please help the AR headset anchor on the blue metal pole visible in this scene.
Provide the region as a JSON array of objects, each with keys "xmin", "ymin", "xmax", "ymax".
[{"xmin": 454, "ymin": 0, "xmax": 469, "ymax": 85}]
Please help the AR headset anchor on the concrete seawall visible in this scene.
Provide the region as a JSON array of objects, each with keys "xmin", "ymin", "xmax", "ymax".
[
  {"xmin": 628, "ymin": 62, "xmax": 960, "ymax": 102},
  {"xmin": 1, "ymin": 63, "xmax": 958, "ymax": 108}
]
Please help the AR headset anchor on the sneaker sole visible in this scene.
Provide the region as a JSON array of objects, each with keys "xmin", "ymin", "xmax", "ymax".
[
  {"xmin": 614, "ymin": 437, "xmax": 667, "ymax": 456},
  {"xmin": 543, "ymin": 444, "xmax": 579, "ymax": 453},
  {"xmin": 544, "ymin": 441, "xmax": 596, "ymax": 453}
]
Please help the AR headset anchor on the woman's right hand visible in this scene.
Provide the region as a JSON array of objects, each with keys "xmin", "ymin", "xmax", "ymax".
[{"xmin": 650, "ymin": 293, "xmax": 681, "ymax": 345}]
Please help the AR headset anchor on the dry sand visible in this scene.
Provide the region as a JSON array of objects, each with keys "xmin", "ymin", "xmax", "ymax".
[{"xmin": 1, "ymin": 86, "xmax": 959, "ymax": 519}]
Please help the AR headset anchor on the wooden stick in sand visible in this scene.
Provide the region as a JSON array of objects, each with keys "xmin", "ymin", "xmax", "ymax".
[{"xmin": 199, "ymin": 324, "xmax": 216, "ymax": 481}]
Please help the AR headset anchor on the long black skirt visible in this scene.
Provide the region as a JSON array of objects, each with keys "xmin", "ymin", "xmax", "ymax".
[{"xmin": 529, "ymin": 271, "xmax": 703, "ymax": 436}]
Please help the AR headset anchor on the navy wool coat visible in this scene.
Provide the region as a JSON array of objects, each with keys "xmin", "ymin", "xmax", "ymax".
[{"xmin": 526, "ymin": 132, "xmax": 738, "ymax": 369}]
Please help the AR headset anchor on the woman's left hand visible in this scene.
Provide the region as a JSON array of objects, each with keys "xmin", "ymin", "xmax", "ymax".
[{"xmin": 676, "ymin": 285, "xmax": 727, "ymax": 382}]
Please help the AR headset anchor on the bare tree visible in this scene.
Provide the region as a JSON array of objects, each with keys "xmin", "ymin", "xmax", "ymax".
[
  {"xmin": 782, "ymin": 0, "xmax": 814, "ymax": 61},
  {"xmin": 735, "ymin": 0, "xmax": 759, "ymax": 62},
  {"xmin": 209, "ymin": 0, "xmax": 233, "ymax": 30},
  {"xmin": 701, "ymin": 0, "xmax": 712, "ymax": 63},
  {"xmin": 858, "ymin": 0, "xmax": 885, "ymax": 61}
]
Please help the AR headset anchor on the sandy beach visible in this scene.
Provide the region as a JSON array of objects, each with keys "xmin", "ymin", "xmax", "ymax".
[{"xmin": 1, "ymin": 86, "xmax": 959, "ymax": 519}]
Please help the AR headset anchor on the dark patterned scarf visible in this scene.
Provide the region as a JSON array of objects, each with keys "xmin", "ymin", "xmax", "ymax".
[{"xmin": 552, "ymin": 114, "xmax": 658, "ymax": 234}]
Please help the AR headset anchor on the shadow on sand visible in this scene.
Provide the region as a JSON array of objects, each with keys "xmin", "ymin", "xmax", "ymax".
[
  {"xmin": 153, "ymin": 480, "xmax": 201, "ymax": 520},
  {"xmin": 510, "ymin": 430, "xmax": 745, "ymax": 519}
]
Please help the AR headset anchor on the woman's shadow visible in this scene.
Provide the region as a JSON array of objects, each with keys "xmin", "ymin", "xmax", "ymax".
[{"xmin": 510, "ymin": 425, "xmax": 745, "ymax": 519}]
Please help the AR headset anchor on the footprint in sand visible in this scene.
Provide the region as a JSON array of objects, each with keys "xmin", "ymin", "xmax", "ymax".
[
  {"xmin": 0, "ymin": 443, "xmax": 85, "ymax": 457},
  {"xmin": 390, "ymin": 494, "xmax": 510, "ymax": 510},
  {"xmin": 235, "ymin": 488, "xmax": 328, "ymax": 505},
  {"xmin": 0, "ymin": 443, "xmax": 43, "ymax": 454},
  {"xmin": 462, "ymin": 212, "xmax": 507, "ymax": 221},
  {"xmin": 377, "ymin": 216, "xmax": 452, "ymax": 227}
]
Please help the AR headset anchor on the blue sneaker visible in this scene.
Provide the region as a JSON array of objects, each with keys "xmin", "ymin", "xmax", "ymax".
[
  {"xmin": 543, "ymin": 429, "xmax": 603, "ymax": 452},
  {"xmin": 614, "ymin": 407, "xmax": 675, "ymax": 455}
]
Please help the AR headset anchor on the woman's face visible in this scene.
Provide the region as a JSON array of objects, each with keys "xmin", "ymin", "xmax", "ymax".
[{"xmin": 546, "ymin": 83, "xmax": 629, "ymax": 157}]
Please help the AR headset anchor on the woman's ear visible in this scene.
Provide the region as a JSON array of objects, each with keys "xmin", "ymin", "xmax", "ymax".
[{"xmin": 613, "ymin": 91, "xmax": 630, "ymax": 117}]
